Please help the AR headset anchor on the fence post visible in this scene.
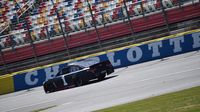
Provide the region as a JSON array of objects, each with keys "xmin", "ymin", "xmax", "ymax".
[
  {"xmin": 178, "ymin": 0, "xmax": 183, "ymax": 9},
  {"xmin": 0, "ymin": 49, "xmax": 9, "ymax": 74},
  {"xmin": 123, "ymin": 0, "xmax": 134, "ymax": 35},
  {"xmin": 50, "ymin": 0, "xmax": 70, "ymax": 57},
  {"xmin": 159, "ymin": 0, "xmax": 170, "ymax": 33},
  {"xmin": 14, "ymin": 0, "xmax": 39, "ymax": 63},
  {"xmin": 86, "ymin": 0, "xmax": 103, "ymax": 49}
]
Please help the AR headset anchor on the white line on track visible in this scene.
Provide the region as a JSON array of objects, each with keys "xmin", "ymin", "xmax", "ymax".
[{"xmin": 61, "ymin": 102, "xmax": 72, "ymax": 106}]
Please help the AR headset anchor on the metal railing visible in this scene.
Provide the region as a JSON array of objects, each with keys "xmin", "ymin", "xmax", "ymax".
[{"xmin": 0, "ymin": 17, "xmax": 199, "ymax": 75}]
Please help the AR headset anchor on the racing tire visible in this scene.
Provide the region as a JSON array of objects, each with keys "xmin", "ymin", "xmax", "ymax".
[
  {"xmin": 98, "ymin": 73, "xmax": 106, "ymax": 81},
  {"xmin": 44, "ymin": 85, "xmax": 55, "ymax": 93},
  {"xmin": 75, "ymin": 77, "xmax": 83, "ymax": 87},
  {"xmin": 45, "ymin": 90, "xmax": 50, "ymax": 94}
]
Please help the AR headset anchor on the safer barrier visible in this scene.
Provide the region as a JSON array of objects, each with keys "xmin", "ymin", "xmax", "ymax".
[
  {"xmin": 0, "ymin": 74, "xmax": 14, "ymax": 95},
  {"xmin": 0, "ymin": 29, "xmax": 200, "ymax": 95}
]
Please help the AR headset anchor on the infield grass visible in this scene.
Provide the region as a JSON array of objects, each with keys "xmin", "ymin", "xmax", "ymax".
[{"xmin": 95, "ymin": 86, "xmax": 200, "ymax": 112}]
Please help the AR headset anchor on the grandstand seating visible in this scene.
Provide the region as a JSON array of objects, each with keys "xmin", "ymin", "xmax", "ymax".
[
  {"xmin": 0, "ymin": 0, "xmax": 34, "ymax": 32},
  {"xmin": 0, "ymin": 0, "xmax": 200, "ymax": 65}
]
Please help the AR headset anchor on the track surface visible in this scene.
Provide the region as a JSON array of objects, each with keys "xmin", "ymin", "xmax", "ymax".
[{"xmin": 0, "ymin": 51, "xmax": 200, "ymax": 112}]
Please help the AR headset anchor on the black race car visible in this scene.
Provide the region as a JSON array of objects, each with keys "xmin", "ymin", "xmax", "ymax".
[{"xmin": 43, "ymin": 60, "xmax": 114, "ymax": 93}]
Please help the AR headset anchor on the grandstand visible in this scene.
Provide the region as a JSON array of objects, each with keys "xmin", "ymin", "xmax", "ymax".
[{"xmin": 0, "ymin": 0, "xmax": 200, "ymax": 75}]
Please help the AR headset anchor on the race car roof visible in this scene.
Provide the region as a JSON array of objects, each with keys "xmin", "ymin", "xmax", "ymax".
[{"xmin": 68, "ymin": 59, "xmax": 99, "ymax": 68}]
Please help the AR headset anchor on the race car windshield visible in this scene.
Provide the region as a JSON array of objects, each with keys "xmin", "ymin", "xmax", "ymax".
[
  {"xmin": 56, "ymin": 68, "xmax": 69, "ymax": 77},
  {"xmin": 56, "ymin": 65, "xmax": 84, "ymax": 77},
  {"xmin": 68, "ymin": 65, "xmax": 84, "ymax": 73},
  {"xmin": 68, "ymin": 59, "xmax": 99, "ymax": 68}
]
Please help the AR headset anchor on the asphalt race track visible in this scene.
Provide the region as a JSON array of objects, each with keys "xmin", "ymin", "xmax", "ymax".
[{"xmin": 0, "ymin": 51, "xmax": 200, "ymax": 112}]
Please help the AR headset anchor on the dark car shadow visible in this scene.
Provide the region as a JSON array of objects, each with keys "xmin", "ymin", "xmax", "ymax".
[{"xmin": 84, "ymin": 75, "xmax": 118, "ymax": 85}]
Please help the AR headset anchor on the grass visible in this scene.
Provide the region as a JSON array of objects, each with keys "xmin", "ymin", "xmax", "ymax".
[{"xmin": 95, "ymin": 86, "xmax": 200, "ymax": 112}]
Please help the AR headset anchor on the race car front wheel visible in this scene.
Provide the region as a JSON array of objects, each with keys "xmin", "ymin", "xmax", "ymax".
[{"xmin": 44, "ymin": 84, "xmax": 55, "ymax": 93}]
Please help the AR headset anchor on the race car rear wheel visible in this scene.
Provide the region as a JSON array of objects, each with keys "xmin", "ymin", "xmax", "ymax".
[
  {"xmin": 98, "ymin": 73, "xmax": 106, "ymax": 81},
  {"xmin": 75, "ymin": 77, "xmax": 83, "ymax": 87}
]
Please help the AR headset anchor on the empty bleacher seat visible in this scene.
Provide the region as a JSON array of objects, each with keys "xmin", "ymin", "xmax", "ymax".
[
  {"xmin": 95, "ymin": 14, "xmax": 103, "ymax": 25},
  {"xmin": 133, "ymin": 3, "xmax": 142, "ymax": 15},
  {"xmin": 0, "ymin": 0, "xmax": 180, "ymax": 50},
  {"xmin": 0, "ymin": 38, "xmax": 5, "ymax": 49},
  {"xmin": 162, "ymin": 0, "xmax": 173, "ymax": 8},
  {"xmin": 12, "ymin": 29, "xmax": 26, "ymax": 44}
]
